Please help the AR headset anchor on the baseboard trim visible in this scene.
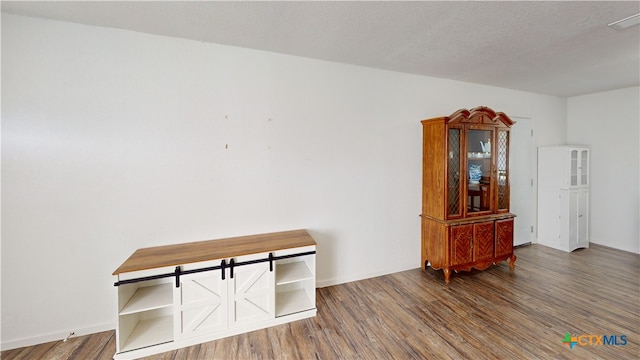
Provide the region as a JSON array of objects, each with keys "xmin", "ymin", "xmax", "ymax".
[
  {"xmin": 514, "ymin": 242, "xmax": 532, "ymax": 249},
  {"xmin": 316, "ymin": 265, "xmax": 415, "ymax": 288},
  {"xmin": 1, "ymin": 322, "xmax": 115, "ymax": 351}
]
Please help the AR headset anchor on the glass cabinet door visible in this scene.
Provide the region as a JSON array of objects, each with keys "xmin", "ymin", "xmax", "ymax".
[
  {"xmin": 447, "ymin": 128, "xmax": 462, "ymax": 218},
  {"xmin": 466, "ymin": 128, "xmax": 492, "ymax": 214},
  {"xmin": 580, "ymin": 149, "xmax": 589, "ymax": 186},
  {"xmin": 496, "ymin": 130, "xmax": 510, "ymax": 211},
  {"xmin": 570, "ymin": 150, "xmax": 578, "ymax": 186}
]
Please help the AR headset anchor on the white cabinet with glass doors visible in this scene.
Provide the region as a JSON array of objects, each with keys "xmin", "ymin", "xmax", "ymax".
[{"xmin": 537, "ymin": 146, "xmax": 590, "ymax": 252}]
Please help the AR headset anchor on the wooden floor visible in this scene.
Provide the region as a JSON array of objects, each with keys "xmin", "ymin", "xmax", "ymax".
[{"xmin": 3, "ymin": 244, "xmax": 639, "ymax": 360}]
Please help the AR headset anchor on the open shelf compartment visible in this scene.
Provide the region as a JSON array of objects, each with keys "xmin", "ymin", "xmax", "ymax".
[
  {"xmin": 276, "ymin": 261, "xmax": 313, "ymax": 285},
  {"xmin": 119, "ymin": 283, "xmax": 173, "ymax": 315},
  {"xmin": 119, "ymin": 314, "xmax": 173, "ymax": 353},
  {"xmin": 275, "ymin": 288, "xmax": 314, "ymax": 317}
]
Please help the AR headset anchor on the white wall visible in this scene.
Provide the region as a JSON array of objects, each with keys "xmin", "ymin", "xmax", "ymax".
[
  {"xmin": 1, "ymin": 14, "xmax": 567, "ymax": 348},
  {"xmin": 567, "ymin": 87, "xmax": 640, "ymax": 254}
]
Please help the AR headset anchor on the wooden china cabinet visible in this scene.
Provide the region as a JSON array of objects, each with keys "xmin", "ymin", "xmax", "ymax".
[{"xmin": 420, "ymin": 106, "xmax": 516, "ymax": 283}]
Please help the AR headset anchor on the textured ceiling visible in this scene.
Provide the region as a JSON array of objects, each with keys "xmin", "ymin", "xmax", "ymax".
[{"xmin": 2, "ymin": 1, "xmax": 639, "ymax": 97}]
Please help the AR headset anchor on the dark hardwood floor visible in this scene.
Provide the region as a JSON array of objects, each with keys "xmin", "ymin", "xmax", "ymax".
[{"xmin": 3, "ymin": 243, "xmax": 639, "ymax": 359}]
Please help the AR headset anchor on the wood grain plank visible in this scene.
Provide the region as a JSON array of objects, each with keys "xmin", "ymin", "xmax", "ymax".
[{"xmin": 3, "ymin": 244, "xmax": 638, "ymax": 360}]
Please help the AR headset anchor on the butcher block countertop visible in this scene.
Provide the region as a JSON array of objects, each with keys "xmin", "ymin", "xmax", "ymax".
[{"xmin": 113, "ymin": 229, "xmax": 316, "ymax": 275}]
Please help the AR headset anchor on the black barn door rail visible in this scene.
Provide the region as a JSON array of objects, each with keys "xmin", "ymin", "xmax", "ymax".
[{"xmin": 113, "ymin": 250, "xmax": 316, "ymax": 287}]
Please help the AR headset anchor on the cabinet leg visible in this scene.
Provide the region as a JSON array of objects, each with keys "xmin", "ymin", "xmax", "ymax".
[
  {"xmin": 443, "ymin": 268, "xmax": 451, "ymax": 284},
  {"xmin": 509, "ymin": 254, "xmax": 517, "ymax": 269}
]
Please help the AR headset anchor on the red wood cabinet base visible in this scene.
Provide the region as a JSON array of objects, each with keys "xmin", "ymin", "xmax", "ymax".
[{"xmin": 421, "ymin": 215, "xmax": 516, "ymax": 283}]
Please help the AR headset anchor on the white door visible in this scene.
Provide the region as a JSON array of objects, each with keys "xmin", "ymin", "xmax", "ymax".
[
  {"xmin": 176, "ymin": 270, "xmax": 228, "ymax": 339},
  {"xmin": 509, "ymin": 117, "xmax": 534, "ymax": 246},
  {"xmin": 229, "ymin": 260, "xmax": 274, "ymax": 326},
  {"xmin": 577, "ymin": 188, "xmax": 589, "ymax": 246},
  {"xmin": 568, "ymin": 189, "xmax": 579, "ymax": 248}
]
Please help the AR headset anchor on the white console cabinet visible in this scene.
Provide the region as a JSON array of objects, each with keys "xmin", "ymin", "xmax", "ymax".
[
  {"xmin": 537, "ymin": 146, "xmax": 589, "ymax": 252},
  {"xmin": 113, "ymin": 230, "xmax": 316, "ymax": 359}
]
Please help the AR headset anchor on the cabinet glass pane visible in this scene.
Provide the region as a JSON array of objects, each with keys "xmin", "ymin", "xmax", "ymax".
[
  {"xmin": 497, "ymin": 130, "xmax": 509, "ymax": 210},
  {"xmin": 448, "ymin": 129, "xmax": 461, "ymax": 216},
  {"xmin": 570, "ymin": 150, "xmax": 578, "ymax": 186},
  {"xmin": 580, "ymin": 150, "xmax": 588, "ymax": 185},
  {"xmin": 467, "ymin": 129, "xmax": 491, "ymax": 213}
]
